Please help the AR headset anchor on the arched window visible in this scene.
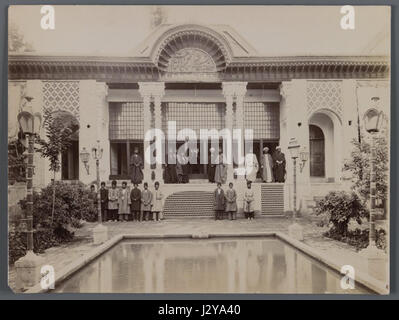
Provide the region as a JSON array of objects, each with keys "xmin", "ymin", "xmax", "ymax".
[{"xmin": 309, "ymin": 125, "xmax": 325, "ymax": 177}]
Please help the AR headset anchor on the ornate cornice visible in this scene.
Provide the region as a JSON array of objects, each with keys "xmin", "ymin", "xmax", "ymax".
[{"xmin": 9, "ymin": 54, "xmax": 389, "ymax": 81}]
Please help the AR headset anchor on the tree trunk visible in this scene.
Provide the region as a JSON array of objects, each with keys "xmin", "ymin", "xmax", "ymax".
[{"xmin": 51, "ymin": 170, "xmax": 56, "ymax": 222}]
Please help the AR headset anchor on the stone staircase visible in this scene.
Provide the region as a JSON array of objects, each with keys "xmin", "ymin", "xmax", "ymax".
[
  {"xmin": 260, "ymin": 183, "xmax": 284, "ymax": 216},
  {"xmin": 163, "ymin": 190, "xmax": 215, "ymax": 217}
]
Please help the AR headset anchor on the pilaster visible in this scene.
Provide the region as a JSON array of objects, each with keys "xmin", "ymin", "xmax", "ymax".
[
  {"xmin": 222, "ymin": 82, "xmax": 247, "ymax": 182},
  {"xmin": 139, "ymin": 82, "xmax": 165, "ymax": 184}
]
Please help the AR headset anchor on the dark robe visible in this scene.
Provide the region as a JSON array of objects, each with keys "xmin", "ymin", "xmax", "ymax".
[
  {"xmin": 208, "ymin": 164, "xmax": 216, "ymax": 183},
  {"xmin": 214, "ymin": 188, "xmax": 226, "ymax": 211},
  {"xmin": 165, "ymin": 153, "xmax": 178, "ymax": 183},
  {"xmin": 100, "ymin": 188, "xmax": 108, "ymax": 210},
  {"xmin": 130, "ymin": 187, "xmax": 141, "ymax": 212},
  {"xmin": 273, "ymin": 151, "xmax": 286, "ymax": 182},
  {"xmin": 130, "ymin": 153, "xmax": 143, "ymax": 184}
]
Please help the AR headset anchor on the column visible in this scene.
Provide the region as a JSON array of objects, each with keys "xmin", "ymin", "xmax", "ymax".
[
  {"xmin": 153, "ymin": 86, "xmax": 165, "ymax": 182},
  {"xmin": 222, "ymin": 86, "xmax": 234, "ymax": 182},
  {"xmin": 280, "ymin": 80, "xmax": 310, "ymax": 213},
  {"xmin": 79, "ymin": 80, "xmax": 100, "ymax": 185},
  {"xmin": 139, "ymin": 82, "xmax": 165, "ymax": 184},
  {"xmin": 95, "ymin": 82, "xmax": 109, "ymax": 183},
  {"xmin": 142, "ymin": 93, "xmax": 152, "ymax": 183},
  {"xmin": 222, "ymin": 82, "xmax": 247, "ymax": 181}
]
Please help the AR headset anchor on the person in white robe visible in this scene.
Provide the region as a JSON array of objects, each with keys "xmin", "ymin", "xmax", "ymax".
[{"xmin": 261, "ymin": 147, "xmax": 274, "ymax": 182}]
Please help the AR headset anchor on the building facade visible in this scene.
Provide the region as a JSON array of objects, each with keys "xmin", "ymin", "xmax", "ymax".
[{"xmin": 8, "ymin": 24, "xmax": 390, "ymax": 216}]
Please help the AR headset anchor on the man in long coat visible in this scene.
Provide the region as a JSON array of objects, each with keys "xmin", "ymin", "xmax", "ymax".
[
  {"xmin": 165, "ymin": 149, "xmax": 178, "ymax": 183},
  {"xmin": 261, "ymin": 147, "xmax": 274, "ymax": 183},
  {"xmin": 141, "ymin": 182, "xmax": 153, "ymax": 221},
  {"xmin": 130, "ymin": 183, "xmax": 141, "ymax": 221},
  {"xmin": 214, "ymin": 182, "xmax": 226, "ymax": 220},
  {"xmin": 214, "ymin": 150, "xmax": 227, "ymax": 184},
  {"xmin": 273, "ymin": 146, "xmax": 286, "ymax": 182},
  {"xmin": 245, "ymin": 153, "xmax": 259, "ymax": 182},
  {"xmin": 100, "ymin": 182, "xmax": 108, "ymax": 221},
  {"xmin": 130, "ymin": 147, "xmax": 143, "ymax": 184},
  {"xmin": 207, "ymin": 147, "xmax": 216, "ymax": 183},
  {"xmin": 118, "ymin": 181, "xmax": 131, "ymax": 221},
  {"xmin": 225, "ymin": 182, "xmax": 238, "ymax": 220}
]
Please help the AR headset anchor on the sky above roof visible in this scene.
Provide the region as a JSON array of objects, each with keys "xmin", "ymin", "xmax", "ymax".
[{"xmin": 9, "ymin": 5, "xmax": 390, "ymax": 56}]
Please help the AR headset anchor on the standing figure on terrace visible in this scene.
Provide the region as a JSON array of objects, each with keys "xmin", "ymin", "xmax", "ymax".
[
  {"xmin": 261, "ymin": 147, "xmax": 274, "ymax": 183},
  {"xmin": 130, "ymin": 147, "xmax": 143, "ymax": 184}
]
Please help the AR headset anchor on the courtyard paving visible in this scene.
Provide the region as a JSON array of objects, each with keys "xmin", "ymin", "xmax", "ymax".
[{"xmin": 8, "ymin": 216, "xmax": 389, "ymax": 293}]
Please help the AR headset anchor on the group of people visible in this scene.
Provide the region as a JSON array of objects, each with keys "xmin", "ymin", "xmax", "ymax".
[
  {"xmin": 89, "ymin": 180, "xmax": 164, "ymax": 222},
  {"xmin": 214, "ymin": 181, "xmax": 256, "ymax": 221},
  {"xmin": 128, "ymin": 144, "xmax": 286, "ymax": 185}
]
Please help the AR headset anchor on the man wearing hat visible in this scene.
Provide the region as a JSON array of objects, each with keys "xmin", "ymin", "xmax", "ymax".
[
  {"xmin": 273, "ymin": 146, "xmax": 286, "ymax": 183},
  {"xmin": 130, "ymin": 147, "xmax": 143, "ymax": 184},
  {"xmin": 261, "ymin": 146, "xmax": 274, "ymax": 183},
  {"xmin": 207, "ymin": 147, "xmax": 216, "ymax": 183}
]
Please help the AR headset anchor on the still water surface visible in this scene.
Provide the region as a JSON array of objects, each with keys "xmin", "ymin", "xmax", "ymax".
[{"xmin": 55, "ymin": 238, "xmax": 371, "ymax": 294}]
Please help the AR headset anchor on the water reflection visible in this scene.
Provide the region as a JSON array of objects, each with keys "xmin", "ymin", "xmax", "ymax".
[{"xmin": 55, "ymin": 238, "xmax": 370, "ymax": 294}]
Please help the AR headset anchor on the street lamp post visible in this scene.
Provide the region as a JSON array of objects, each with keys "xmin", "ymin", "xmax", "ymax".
[
  {"xmin": 287, "ymin": 137, "xmax": 304, "ymax": 241},
  {"xmin": 92, "ymin": 140, "xmax": 103, "ymax": 224},
  {"xmin": 15, "ymin": 96, "xmax": 45, "ymax": 291},
  {"xmin": 80, "ymin": 140, "xmax": 108, "ymax": 244},
  {"xmin": 362, "ymin": 97, "xmax": 384, "ymax": 250},
  {"xmin": 360, "ymin": 96, "xmax": 387, "ymax": 282}
]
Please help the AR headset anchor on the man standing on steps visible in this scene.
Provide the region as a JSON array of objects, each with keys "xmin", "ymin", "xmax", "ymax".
[
  {"xmin": 273, "ymin": 146, "xmax": 286, "ymax": 183},
  {"xmin": 214, "ymin": 182, "xmax": 225, "ymax": 220},
  {"xmin": 130, "ymin": 147, "xmax": 143, "ymax": 184},
  {"xmin": 261, "ymin": 147, "xmax": 274, "ymax": 183}
]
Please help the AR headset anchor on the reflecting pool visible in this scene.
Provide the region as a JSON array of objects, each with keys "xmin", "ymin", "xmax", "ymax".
[{"xmin": 54, "ymin": 238, "xmax": 372, "ymax": 294}]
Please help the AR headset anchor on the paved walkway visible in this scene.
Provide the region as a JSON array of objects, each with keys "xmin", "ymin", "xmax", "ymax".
[{"xmin": 8, "ymin": 216, "xmax": 389, "ymax": 292}]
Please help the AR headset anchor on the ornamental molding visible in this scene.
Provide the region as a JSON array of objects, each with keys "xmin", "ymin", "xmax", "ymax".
[
  {"xmin": 167, "ymin": 48, "xmax": 217, "ymax": 73},
  {"xmin": 151, "ymin": 24, "xmax": 233, "ymax": 67},
  {"xmin": 279, "ymin": 82, "xmax": 292, "ymax": 100},
  {"xmin": 138, "ymin": 82, "xmax": 165, "ymax": 99},
  {"xmin": 222, "ymin": 82, "xmax": 248, "ymax": 98},
  {"xmin": 9, "ymin": 54, "xmax": 389, "ymax": 81}
]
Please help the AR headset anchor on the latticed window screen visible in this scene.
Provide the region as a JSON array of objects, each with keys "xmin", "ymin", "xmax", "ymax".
[
  {"xmin": 163, "ymin": 102, "xmax": 225, "ymax": 139},
  {"xmin": 109, "ymin": 102, "xmax": 144, "ymax": 140},
  {"xmin": 42, "ymin": 81, "xmax": 80, "ymax": 120},
  {"xmin": 243, "ymin": 102, "xmax": 280, "ymax": 140}
]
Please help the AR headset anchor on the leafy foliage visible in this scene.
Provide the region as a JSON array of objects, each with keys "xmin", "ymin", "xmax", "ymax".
[
  {"xmin": 343, "ymin": 132, "xmax": 388, "ymax": 204},
  {"xmin": 9, "ymin": 228, "xmax": 74, "ymax": 265},
  {"xmin": 8, "ymin": 136, "xmax": 27, "ymax": 183},
  {"xmin": 10, "ymin": 181, "xmax": 97, "ymax": 265},
  {"xmin": 36, "ymin": 108, "xmax": 73, "ymax": 174},
  {"xmin": 8, "ymin": 23, "xmax": 35, "ymax": 53},
  {"xmin": 315, "ymin": 191, "xmax": 368, "ymax": 237},
  {"xmin": 19, "ymin": 181, "xmax": 98, "ymax": 227},
  {"xmin": 324, "ymin": 228, "xmax": 387, "ymax": 252}
]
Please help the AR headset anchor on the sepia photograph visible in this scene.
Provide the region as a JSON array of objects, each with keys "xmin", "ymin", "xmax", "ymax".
[{"xmin": 7, "ymin": 5, "xmax": 390, "ymax": 295}]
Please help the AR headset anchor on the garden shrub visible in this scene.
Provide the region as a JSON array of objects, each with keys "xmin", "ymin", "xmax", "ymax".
[
  {"xmin": 9, "ymin": 228, "xmax": 75, "ymax": 265},
  {"xmin": 314, "ymin": 191, "xmax": 368, "ymax": 237},
  {"xmin": 19, "ymin": 181, "xmax": 98, "ymax": 227},
  {"xmin": 324, "ymin": 227, "xmax": 387, "ymax": 252},
  {"xmin": 9, "ymin": 181, "xmax": 97, "ymax": 265}
]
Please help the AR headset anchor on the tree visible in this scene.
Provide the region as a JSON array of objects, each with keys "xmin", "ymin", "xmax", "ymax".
[
  {"xmin": 8, "ymin": 133, "xmax": 27, "ymax": 184},
  {"xmin": 343, "ymin": 131, "xmax": 389, "ymax": 207},
  {"xmin": 8, "ymin": 22, "xmax": 34, "ymax": 53},
  {"xmin": 36, "ymin": 109, "xmax": 73, "ymax": 221}
]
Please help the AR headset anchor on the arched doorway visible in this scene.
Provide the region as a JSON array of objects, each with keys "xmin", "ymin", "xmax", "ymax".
[
  {"xmin": 309, "ymin": 124, "xmax": 325, "ymax": 177},
  {"xmin": 51, "ymin": 110, "xmax": 80, "ymax": 180}
]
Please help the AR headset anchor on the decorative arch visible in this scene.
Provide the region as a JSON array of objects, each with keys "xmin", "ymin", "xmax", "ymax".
[
  {"xmin": 308, "ymin": 110, "xmax": 343, "ymax": 182},
  {"xmin": 309, "ymin": 124, "xmax": 325, "ymax": 177},
  {"xmin": 151, "ymin": 25, "xmax": 232, "ymax": 72}
]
